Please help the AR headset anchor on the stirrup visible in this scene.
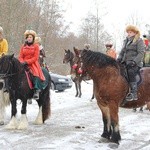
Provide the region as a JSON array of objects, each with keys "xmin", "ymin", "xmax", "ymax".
[
  {"xmin": 125, "ymin": 93, "xmax": 134, "ymax": 101},
  {"xmin": 33, "ymin": 92, "xmax": 39, "ymax": 100}
]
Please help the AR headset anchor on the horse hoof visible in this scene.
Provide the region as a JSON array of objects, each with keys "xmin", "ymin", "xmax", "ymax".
[
  {"xmin": 108, "ymin": 143, "xmax": 119, "ymax": 149},
  {"xmin": 98, "ymin": 137, "xmax": 110, "ymax": 143},
  {"xmin": 0, "ymin": 121, "xmax": 4, "ymax": 125},
  {"xmin": 5, "ymin": 125, "xmax": 17, "ymax": 130}
]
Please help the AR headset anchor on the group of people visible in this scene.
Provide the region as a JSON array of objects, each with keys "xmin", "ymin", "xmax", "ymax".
[
  {"xmin": 0, "ymin": 27, "xmax": 47, "ymax": 100},
  {"xmin": 0, "ymin": 24, "xmax": 147, "ymax": 102}
]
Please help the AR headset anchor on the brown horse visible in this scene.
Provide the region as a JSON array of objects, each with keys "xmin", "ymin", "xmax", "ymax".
[
  {"xmin": 63, "ymin": 49, "xmax": 94, "ymax": 99},
  {"xmin": 73, "ymin": 48, "xmax": 150, "ymax": 145}
]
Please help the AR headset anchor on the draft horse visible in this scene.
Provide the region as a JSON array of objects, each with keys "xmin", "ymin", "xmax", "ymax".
[
  {"xmin": 63, "ymin": 49, "xmax": 94, "ymax": 99},
  {"xmin": 74, "ymin": 48, "xmax": 150, "ymax": 145},
  {"xmin": 0, "ymin": 54, "xmax": 51, "ymax": 129}
]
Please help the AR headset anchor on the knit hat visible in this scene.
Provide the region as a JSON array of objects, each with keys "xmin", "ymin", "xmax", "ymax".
[{"xmin": 24, "ymin": 30, "xmax": 37, "ymax": 38}]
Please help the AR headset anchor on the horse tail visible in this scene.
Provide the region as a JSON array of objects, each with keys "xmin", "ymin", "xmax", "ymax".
[
  {"xmin": 0, "ymin": 89, "xmax": 10, "ymax": 123},
  {"xmin": 42, "ymin": 77, "xmax": 51, "ymax": 123}
]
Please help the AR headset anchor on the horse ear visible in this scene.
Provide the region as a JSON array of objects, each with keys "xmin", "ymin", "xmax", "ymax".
[
  {"xmin": 10, "ymin": 54, "xmax": 14, "ymax": 59},
  {"xmin": 73, "ymin": 47, "xmax": 79, "ymax": 55},
  {"xmin": 64, "ymin": 49, "xmax": 67, "ymax": 52}
]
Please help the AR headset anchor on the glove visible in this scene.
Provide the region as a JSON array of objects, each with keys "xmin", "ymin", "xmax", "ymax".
[
  {"xmin": 21, "ymin": 62, "xmax": 27, "ymax": 66},
  {"xmin": 21, "ymin": 62, "xmax": 28, "ymax": 70},
  {"xmin": 116, "ymin": 58, "xmax": 122, "ymax": 63},
  {"xmin": 127, "ymin": 61, "xmax": 136, "ymax": 67}
]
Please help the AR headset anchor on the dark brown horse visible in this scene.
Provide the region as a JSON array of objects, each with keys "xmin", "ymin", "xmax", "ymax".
[
  {"xmin": 73, "ymin": 48, "xmax": 150, "ymax": 145},
  {"xmin": 63, "ymin": 49, "xmax": 94, "ymax": 99}
]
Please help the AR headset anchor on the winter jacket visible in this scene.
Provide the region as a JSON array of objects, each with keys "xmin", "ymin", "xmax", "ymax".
[
  {"xmin": 18, "ymin": 44, "xmax": 45, "ymax": 81},
  {"xmin": 118, "ymin": 37, "xmax": 145, "ymax": 67},
  {"xmin": 0, "ymin": 39, "xmax": 8, "ymax": 56}
]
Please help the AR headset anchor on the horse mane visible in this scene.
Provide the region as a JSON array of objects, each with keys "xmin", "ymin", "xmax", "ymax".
[
  {"xmin": 0, "ymin": 55, "xmax": 21, "ymax": 73},
  {"xmin": 81, "ymin": 49, "xmax": 119, "ymax": 69}
]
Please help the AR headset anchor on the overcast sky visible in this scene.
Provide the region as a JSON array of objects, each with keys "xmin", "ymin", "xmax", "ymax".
[{"xmin": 62, "ymin": 0, "xmax": 150, "ymax": 35}]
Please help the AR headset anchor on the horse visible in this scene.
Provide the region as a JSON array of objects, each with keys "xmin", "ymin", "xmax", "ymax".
[
  {"xmin": 0, "ymin": 80, "xmax": 10, "ymax": 125},
  {"xmin": 63, "ymin": 49, "xmax": 94, "ymax": 99},
  {"xmin": 0, "ymin": 54, "xmax": 51, "ymax": 129},
  {"xmin": 73, "ymin": 48, "xmax": 150, "ymax": 145}
]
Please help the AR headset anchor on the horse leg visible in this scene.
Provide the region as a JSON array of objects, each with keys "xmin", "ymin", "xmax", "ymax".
[
  {"xmin": 75, "ymin": 82, "xmax": 78, "ymax": 97},
  {"xmin": 34, "ymin": 106, "xmax": 43, "ymax": 125},
  {"xmin": 17, "ymin": 99, "xmax": 28, "ymax": 130},
  {"xmin": 35, "ymin": 86, "xmax": 51, "ymax": 124},
  {"xmin": 5, "ymin": 95, "xmax": 18, "ymax": 129},
  {"xmin": 139, "ymin": 107, "xmax": 143, "ymax": 112},
  {"xmin": 78, "ymin": 81, "xmax": 82, "ymax": 98},
  {"xmin": 0, "ymin": 89, "xmax": 5, "ymax": 125},
  {"xmin": 109, "ymin": 102, "xmax": 121, "ymax": 144},
  {"xmin": 97, "ymin": 103, "xmax": 111, "ymax": 141}
]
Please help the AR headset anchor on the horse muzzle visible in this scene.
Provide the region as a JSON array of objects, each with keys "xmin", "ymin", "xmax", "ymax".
[{"xmin": 0, "ymin": 79, "xmax": 5, "ymax": 90}]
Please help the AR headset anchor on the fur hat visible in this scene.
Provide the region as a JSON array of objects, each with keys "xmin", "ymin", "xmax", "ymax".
[
  {"xmin": 35, "ymin": 37, "xmax": 42, "ymax": 44},
  {"xmin": 84, "ymin": 44, "xmax": 90, "ymax": 50},
  {"xmin": 24, "ymin": 30, "xmax": 37, "ymax": 38},
  {"xmin": 126, "ymin": 25, "xmax": 140, "ymax": 43},
  {"xmin": 0, "ymin": 26, "xmax": 3, "ymax": 34},
  {"xmin": 105, "ymin": 43, "xmax": 113, "ymax": 48}
]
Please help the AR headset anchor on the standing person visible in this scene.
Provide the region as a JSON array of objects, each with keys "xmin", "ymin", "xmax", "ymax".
[
  {"xmin": 18, "ymin": 30, "xmax": 45, "ymax": 100},
  {"xmin": 105, "ymin": 43, "xmax": 117, "ymax": 59},
  {"xmin": 0, "ymin": 26, "xmax": 8, "ymax": 56},
  {"xmin": 117, "ymin": 25, "xmax": 145, "ymax": 101}
]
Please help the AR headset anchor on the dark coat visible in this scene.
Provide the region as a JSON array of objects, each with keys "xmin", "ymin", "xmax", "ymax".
[{"xmin": 118, "ymin": 37, "xmax": 145, "ymax": 67}]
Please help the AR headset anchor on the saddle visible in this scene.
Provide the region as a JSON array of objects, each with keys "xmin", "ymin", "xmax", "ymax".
[{"xmin": 120, "ymin": 64, "xmax": 143, "ymax": 86}]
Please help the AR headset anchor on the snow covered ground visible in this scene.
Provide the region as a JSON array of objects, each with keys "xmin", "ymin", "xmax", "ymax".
[{"xmin": 0, "ymin": 80, "xmax": 150, "ymax": 150}]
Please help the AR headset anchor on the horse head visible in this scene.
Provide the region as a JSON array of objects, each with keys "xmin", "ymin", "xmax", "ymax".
[
  {"xmin": 63, "ymin": 49, "xmax": 74, "ymax": 64},
  {"xmin": 0, "ymin": 54, "xmax": 20, "ymax": 77}
]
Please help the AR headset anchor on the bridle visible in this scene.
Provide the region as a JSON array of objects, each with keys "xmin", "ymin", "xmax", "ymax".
[{"xmin": 0, "ymin": 61, "xmax": 18, "ymax": 79}]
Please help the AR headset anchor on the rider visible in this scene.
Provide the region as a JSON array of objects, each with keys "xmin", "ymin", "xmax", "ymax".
[
  {"xmin": 105, "ymin": 43, "xmax": 117, "ymax": 59},
  {"xmin": 35, "ymin": 36, "xmax": 49, "ymax": 71},
  {"xmin": 117, "ymin": 25, "xmax": 145, "ymax": 101},
  {"xmin": 18, "ymin": 30, "xmax": 45, "ymax": 100},
  {"xmin": 0, "ymin": 26, "xmax": 8, "ymax": 56},
  {"xmin": 143, "ymin": 34, "xmax": 150, "ymax": 66}
]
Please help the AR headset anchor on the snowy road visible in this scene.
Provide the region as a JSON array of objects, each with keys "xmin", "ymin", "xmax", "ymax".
[{"xmin": 0, "ymin": 80, "xmax": 150, "ymax": 150}]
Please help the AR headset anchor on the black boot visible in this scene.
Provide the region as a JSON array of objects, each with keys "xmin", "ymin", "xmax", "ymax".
[
  {"xmin": 126, "ymin": 82, "xmax": 138, "ymax": 101},
  {"xmin": 33, "ymin": 90, "xmax": 40, "ymax": 100}
]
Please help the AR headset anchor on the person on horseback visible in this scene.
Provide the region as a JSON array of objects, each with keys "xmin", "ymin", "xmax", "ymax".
[
  {"xmin": 0, "ymin": 26, "xmax": 8, "ymax": 57},
  {"xmin": 117, "ymin": 25, "xmax": 145, "ymax": 101},
  {"xmin": 18, "ymin": 30, "xmax": 45, "ymax": 100},
  {"xmin": 35, "ymin": 36, "xmax": 50, "ymax": 71},
  {"xmin": 105, "ymin": 43, "xmax": 117, "ymax": 59},
  {"xmin": 143, "ymin": 34, "xmax": 150, "ymax": 66}
]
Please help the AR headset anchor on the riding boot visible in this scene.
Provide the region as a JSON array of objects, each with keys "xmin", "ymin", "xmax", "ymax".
[
  {"xmin": 33, "ymin": 90, "xmax": 40, "ymax": 100},
  {"xmin": 126, "ymin": 82, "xmax": 138, "ymax": 101}
]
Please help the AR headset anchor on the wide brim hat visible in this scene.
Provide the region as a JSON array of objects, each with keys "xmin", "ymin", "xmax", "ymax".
[{"xmin": 24, "ymin": 30, "xmax": 37, "ymax": 37}]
